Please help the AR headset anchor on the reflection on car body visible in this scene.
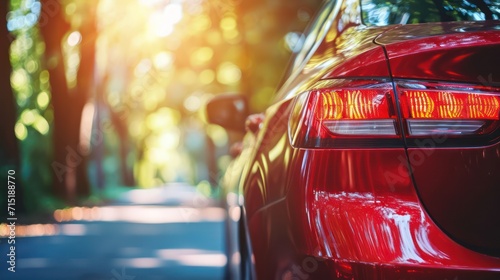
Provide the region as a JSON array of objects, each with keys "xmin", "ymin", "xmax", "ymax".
[{"xmin": 207, "ymin": 0, "xmax": 500, "ymax": 279}]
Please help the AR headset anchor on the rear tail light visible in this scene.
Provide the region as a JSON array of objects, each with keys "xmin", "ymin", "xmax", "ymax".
[
  {"xmin": 398, "ymin": 83, "xmax": 500, "ymax": 136},
  {"xmin": 316, "ymin": 88, "xmax": 397, "ymax": 136},
  {"xmin": 289, "ymin": 79, "xmax": 500, "ymax": 148},
  {"xmin": 289, "ymin": 80, "xmax": 402, "ymax": 148}
]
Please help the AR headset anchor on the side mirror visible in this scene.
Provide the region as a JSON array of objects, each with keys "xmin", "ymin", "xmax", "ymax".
[{"xmin": 206, "ymin": 94, "xmax": 248, "ymax": 133}]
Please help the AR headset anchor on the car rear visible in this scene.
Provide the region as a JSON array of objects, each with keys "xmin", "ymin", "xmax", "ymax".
[
  {"xmin": 244, "ymin": 0, "xmax": 500, "ymax": 279},
  {"xmin": 376, "ymin": 22, "xmax": 500, "ymax": 258},
  {"xmin": 283, "ymin": 2, "xmax": 500, "ymax": 279}
]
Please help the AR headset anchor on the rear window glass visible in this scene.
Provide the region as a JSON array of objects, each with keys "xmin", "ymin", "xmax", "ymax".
[{"xmin": 361, "ymin": 0, "xmax": 500, "ymax": 26}]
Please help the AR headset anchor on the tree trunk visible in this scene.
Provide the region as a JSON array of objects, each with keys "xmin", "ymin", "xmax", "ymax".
[
  {"xmin": 99, "ymin": 74, "xmax": 135, "ymax": 187},
  {"xmin": 39, "ymin": 0, "xmax": 86, "ymax": 201},
  {"xmin": 74, "ymin": 4, "xmax": 98, "ymax": 196},
  {"xmin": 0, "ymin": 2, "xmax": 19, "ymax": 165},
  {"xmin": 110, "ymin": 109, "xmax": 135, "ymax": 186}
]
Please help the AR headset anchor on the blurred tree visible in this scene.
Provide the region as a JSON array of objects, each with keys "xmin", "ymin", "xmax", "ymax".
[
  {"xmin": 0, "ymin": 2, "xmax": 18, "ymax": 168},
  {"xmin": 237, "ymin": 0, "xmax": 322, "ymax": 112},
  {"xmin": 39, "ymin": 0, "xmax": 90, "ymax": 200},
  {"xmin": 109, "ymin": 104, "xmax": 135, "ymax": 186},
  {"xmin": 72, "ymin": 1, "xmax": 98, "ymax": 195},
  {"xmin": 7, "ymin": 0, "xmax": 58, "ymax": 213},
  {"xmin": 2, "ymin": 0, "xmax": 329, "ymax": 206},
  {"xmin": 99, "ymin": 74, "xmax": 135, "ymax": 186},
  {"xmin": 0, "ymin": 0, "xmax": 25, "ymax": 214}
]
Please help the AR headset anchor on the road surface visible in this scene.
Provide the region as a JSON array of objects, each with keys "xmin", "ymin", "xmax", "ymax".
[{"xmin": 0, "ymin": 185, "xmax": 226, "ymax": 280}]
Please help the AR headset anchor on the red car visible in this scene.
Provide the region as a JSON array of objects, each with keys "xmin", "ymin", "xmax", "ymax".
[{"xmin": 207, "ymin": 0, "xmax": 500, "ymax": 279}]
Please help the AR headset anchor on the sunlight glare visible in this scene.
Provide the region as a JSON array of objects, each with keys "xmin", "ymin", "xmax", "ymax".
[
  {"xmin": 217, "ymin": 62, "xmax": 241, "ymax": 85},
  {"xmin": 15, "ymin": 123, "xmax": 28, "ymax": 141},
  {"xmin": 183, "ymin": 95, "xmax": 201, "ymax": 112},
  {"xmin": 33, "ymin": 115, "xmax": 50, "ymax": 135},
  {"xmin": 79, "ymin": 103, "xmax": 94, "ymax": 155},
  {"xmin": 190, "ymin": 47, "xmax": 214, "ymax": 66},
  {"xmin": 148, "ymin": 3, "xmax": 183, "ymax": 38},
  {"xmin": 37, "ymin": 91, "xmax": 50, "ymax": 109},
  {"xmin": 157, "ymin": 249, "xmax": 227, "ymax": 267},
  {"xmin": 192, "ymin": 14, "xmax": 211, "ymax": 32},
  {"xmin": 164, "ymin": 3, "xmax": 183, "ymax": 25},
  {"xmin": 134, "ymin": 59, "xmax": 153, "ymax": 77},
  {"xmin": 139, "ymin": 0, "xmax": 163, "ymax": 6},
  {"xmin": 220, "ymin": 16, "xmax": 237, "ymax": 31},
  {"xmin": 120, "ymin": 258, "xmax": 163, "ymax": 268},
  {"xmin": 154, "ymin": 52, "xmax": 173, "ymax": 70},
  {"xmin": 177, "ymin": 254, "xmax": 227, "ymax": 267},
  {"xmin": 21, "ymin": 109, "xmax": 36, "ymax": 125},
  {"xmin": 60, "ymin": 224, "xmax": 87, "ymax": 236},
  {"xmin": 158, "ymin": 130, "xmax": 181, "ymax": 150},
  {"xmin": 67, "ymin": 31, "xmax": 82, "ymax": 47}
]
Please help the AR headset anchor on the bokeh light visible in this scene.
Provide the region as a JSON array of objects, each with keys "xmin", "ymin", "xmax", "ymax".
[
  {"xmin": 5, "ymin": 0, "xmax": 321, "ymax": 200},
  {"xmin": 217, "ymin": 62, "xmax": 241, "ymax": 85},
  {"xmin": 15, "ymin": 122, "xmax": 28, "ymax": 141},
  {"xmin": 67, "ymin": 31, "xmax": 82, "ymax": 47}
]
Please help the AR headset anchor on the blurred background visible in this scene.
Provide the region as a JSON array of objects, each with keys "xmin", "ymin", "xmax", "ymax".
[
  {"xmin": 0, "ymin": 0, "xmax": 322, "ymax": 279},
  {"xmin": 0, "ymin": 0, "xmax": 322, "ymax": 212}
]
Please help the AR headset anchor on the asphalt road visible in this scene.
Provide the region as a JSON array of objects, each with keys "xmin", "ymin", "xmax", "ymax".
[{"xmin": 0, "ymin": 185, "xmax": 226, "ymax": 280}]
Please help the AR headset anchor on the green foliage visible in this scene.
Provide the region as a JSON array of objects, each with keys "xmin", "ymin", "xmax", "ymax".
[
  {"xmin": 9, "ymin": 0, "xmax": 54, "ymax": 213},
  {"xmin": 94, "ymin": 0, "xmax": 324, "ymax": 186},
  {"xmin": 5, "ymin": 0, "xmax": 325, "ymax": 205},
  {"xmin": 239, "ymin": 0, "xmax": 323, "ymax": 112}
]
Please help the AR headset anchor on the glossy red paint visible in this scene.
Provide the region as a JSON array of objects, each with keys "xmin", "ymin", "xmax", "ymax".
[
  {"xmin": 376, "ymin": 23, "xmax": 500, "ymax": 83},
  {"xmin": 409, "ymin": 146, "xmax": 500, "ymax": 256},
  {"xmin": 297, "ymin": 149, "xmax": 500, "ymax": 268},
  {"xmin": 210, "ymin": 1, "xmax": 500, "ymax": 279},
  {"xmin": 323, "ymin": 46, "xmax": 390, "ymax": 78},
  {"xmin": 248, "ymin": 147, "xmax": 500, "ymax": 279},
  {"xmin": 377, "ymin": 22, "xmax": 500, "ymax": 258}
]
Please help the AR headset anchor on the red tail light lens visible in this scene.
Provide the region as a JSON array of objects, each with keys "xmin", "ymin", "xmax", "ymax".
[
  {"xmin": 289, "ymin": 80, "xmax": 402, "ymax": 148},
  {"xmin": 398, "ymin": 82, "xmax": 500, "ymax": 136},
  {"xmin": 401, "ymin": 91, "xmax": 500, "ymax": 120},
  {"xmin": 316, "ymin": 89, "xmax": 392, "ymax": 120},
  {"xmin": 290, "ymin": 80, "xmax": 500, "ymax": 148}
]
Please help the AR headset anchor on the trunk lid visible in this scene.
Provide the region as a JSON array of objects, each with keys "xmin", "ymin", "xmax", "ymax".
[
  {"xmin": 377, "ymin": 21, "xmax": 500, "ymax": 83},
  {"xmin": 378, "ymin": 21, "xmax": 500, "ymax": 256}
]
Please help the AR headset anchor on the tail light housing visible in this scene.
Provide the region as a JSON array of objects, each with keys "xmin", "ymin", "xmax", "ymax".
[
  {"xmin": 289, "ymin": 79, "xmax": 403, "ymax": 148},
  {"xmin": 289, "ymin": 79, "xmax": 500, "ymax": 148},
  {"xmin": 398, "ymin": 82, "xmax": 500, "ymax": 138}
]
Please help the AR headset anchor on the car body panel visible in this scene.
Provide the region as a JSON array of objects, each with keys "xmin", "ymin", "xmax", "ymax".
[
  {"xmin": 377, "ymin": 22, "xmax": 500, "ymax": 83},
  {"xmin": 374, "ymin": 20, "xmax": 500, "ymax": 256},
  {"xmin": 248, "ymin": 147, "xmax": 500, "ymax": 279},
  {"xmin": 276, "ymin": 0, "xmax": 397, "ymax": 101},
  {"xmin": 375, "ymin": 21, "xmax": 500, "ymax": 45},
  {"xmin": 215, "ymin": 1, "xmax": 500, "ymax": 279},
  {"xmin": 408, "ymin": 146, "xmax": 500, "ymax": 256}
]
